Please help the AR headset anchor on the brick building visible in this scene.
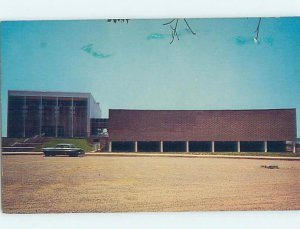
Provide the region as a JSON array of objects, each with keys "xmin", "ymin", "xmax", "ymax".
[
  {"xmin": 108, "ymin": 109, "xmax": 297, "ymax": 153},
  {"xmin": 6, "ymin": 90, "xmax": 297, "ymax": 153}
]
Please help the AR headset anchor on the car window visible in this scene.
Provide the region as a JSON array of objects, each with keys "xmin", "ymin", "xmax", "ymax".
[{"xmin": 56, "ymin": 144, "xmax": 75, "ymax": 148}]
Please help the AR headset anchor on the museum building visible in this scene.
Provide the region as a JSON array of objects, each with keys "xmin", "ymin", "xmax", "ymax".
[{"xmin": 7, "ymin": 90, "xmax": 297, "ymax": 152}]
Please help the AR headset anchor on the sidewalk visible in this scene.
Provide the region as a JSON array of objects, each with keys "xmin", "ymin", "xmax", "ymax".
[
  {"xmin": 2, "ymin": 152, "xmax": 43, "ymax": 155},
  {"xmin": 86, "ymin": 152, "xmax": 300, "ymax": 161},
  {"xmin": 2, "ymin": 151, "xmax": 300, "ymax": 161}
]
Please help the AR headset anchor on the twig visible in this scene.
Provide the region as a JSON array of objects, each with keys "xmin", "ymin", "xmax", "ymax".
[
  {"xmin": 184, "ymin": 19, "xmax": 196, "ymax": 35},
  {"xmin": 163, "ymin": 19, "xmax": 176, "ymax": 26},
  {"xmin": 164, "ymin": 18, "xmax": 196, "ymax": 44},
  {"xmin": 254, "ymin": 17, "xmax": 262, "ymax": 42}
]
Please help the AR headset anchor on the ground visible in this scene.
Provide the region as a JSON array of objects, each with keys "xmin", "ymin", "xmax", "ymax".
[{"xmin": 2, "ymin": 155, "xmax": 300, "ymax": 213}]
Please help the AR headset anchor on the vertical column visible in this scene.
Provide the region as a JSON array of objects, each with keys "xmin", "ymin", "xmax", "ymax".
[
  {"xmin": 237, "ymin": 141, "xmax": 241, "ymax": 152},
  {"xmin": 160, "ymin": 141, "xmax": 163, "ymax": 153},
  {"xmin": 39, "ymin": 96, "xmax": 42, "ymax": 136},
  {"xmin": 68, "ymin": 99, "xmax": 72, "ymax": 137},
  {"xmin": 264, "ymin": 141, "xmax": 268, "ymax": 152},
  {"xmin": 55, "ymin": 97, "xmax": 59, "ymax": 137},
  {"xmin": 87, "ymin": 97, "xmax": 90, "ymax": 138},
  {"xmin": 186, "ymin": 141, "xmax": 189, "ymax": 153},
  {"xmin": 293, "ymin": 141, "xmax": 296, "ymax": 153},
  {"xmin": 71, "ymin": 97, "xmax": 74, "ymax": 138},
  {"xmin": 212, "ymin": 141, "xmax": 215, "ymax": 152},
  {"xmin": 23, "ymin": 96, "xmax": 27, "ymax": 138},
  {"xmin": 108, "ymin": 141, "xmax": 112, "ymax": 152},
  {"xmin": 134, "ymin": 141, "xmax": 138, "ymax": 152}
]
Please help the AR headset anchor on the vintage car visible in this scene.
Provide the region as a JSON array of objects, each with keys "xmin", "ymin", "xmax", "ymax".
[{"xmin": 43, "ymin": 144, "xmax": 85, "ymax": 157}]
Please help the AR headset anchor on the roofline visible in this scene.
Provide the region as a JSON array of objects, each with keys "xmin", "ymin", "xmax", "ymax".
[
  {"xmin": 109, "ymin": 108, "xmax": 296, "ymax": 112},
  {"xmin": 8, "ymin": 90, "xmax": 92, "ymax": 98}
]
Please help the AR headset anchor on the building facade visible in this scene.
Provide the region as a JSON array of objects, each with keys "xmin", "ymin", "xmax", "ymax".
[
  {"xmin": 108, "ymin": 109, "xmax": 297, "ymax": 153},
  {"xmin": 7, "ymin": 90, "xmax": 101, "ymax": 138},
  {"xmin": 6, "ymin": 90, "xmax": 298, "ymax": 153}
]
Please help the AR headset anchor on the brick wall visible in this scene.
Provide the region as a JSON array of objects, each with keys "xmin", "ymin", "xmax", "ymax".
[{"xmin": 108, "ymin": 109, "xmax": 297, "ymax": 141}]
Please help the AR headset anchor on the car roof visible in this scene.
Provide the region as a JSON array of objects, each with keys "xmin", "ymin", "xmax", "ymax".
[{"xmin": 57, "ymin": 143, "xmax": 75, "ymax": 146}]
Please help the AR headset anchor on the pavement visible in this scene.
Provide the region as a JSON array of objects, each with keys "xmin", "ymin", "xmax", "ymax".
[{"xmin": 2, "ymin": 151, "xmax": 300, "ymax": 161}]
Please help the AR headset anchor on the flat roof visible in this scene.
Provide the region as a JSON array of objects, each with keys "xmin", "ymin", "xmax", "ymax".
[
  {"xmin": 109, "ymin": 108, "xmax": 296, "ymax": 112},
  {"xmin": 8, "ymin": 90, "xmax": 92, "ymax": 98}
]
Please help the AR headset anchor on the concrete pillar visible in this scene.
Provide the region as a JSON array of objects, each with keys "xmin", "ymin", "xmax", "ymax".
[
  {"xmin": 212, "ymin": 141, "xmax": 215, "ymax": 153},
  {"xmin": 134, "ymin": 141, "xmax": 138, "ymax": 152},
  {"xmin": 55, "ymin": 97, "xmax": 58, "ymax": 138},
  {"xmin": 71, "ymin": 97, "xmax": 74, "ymax": 138},
  {"xmin": 23, "ymin": 96, "xmax": 27, "ymax": 138},
  {"xmin": 186, "ymin": 141, "xmax": 189, "ymax": 152},
  {"xmin": 108, "ymin": 141, "xmax": 112, "ymax": 152},
  {"xmin": 293, "ymin": 142, "xmax": 296, "ymax": 153},
  {"xmin": 39, "ymin": 96, "xmax": 43, "ymax": 136},
  {"xmin": 86, "ymin": 97, "xmax": 91, "ymax": 138},
  {"xmin": 160, "ymin": 141, "xmax": 163, "ymax": 152},
  {"xmin": 264, "ymin": 141, "xmax": 268, "ymax": 152},
  {"xmin": 237, "ymin": 141, "xmax": 241, "ymax": 152}
]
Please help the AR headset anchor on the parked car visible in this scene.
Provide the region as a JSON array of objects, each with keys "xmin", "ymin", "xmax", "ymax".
[{"xmin": 43, "ymin": 144, "xmax": 85, "ymax": 157}]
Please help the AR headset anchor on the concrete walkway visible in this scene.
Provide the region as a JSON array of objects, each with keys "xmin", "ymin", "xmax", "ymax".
[
  {"xmin": 87, "ymin": 152, "xmax": 300, "ymax": 161},
  {"xmin": 2, "ymin": 151, "xmax": 300, "ymax": 161},
  {"xmin": 2, "ymin": 152, "xmax": 44, "ymax": 155}
]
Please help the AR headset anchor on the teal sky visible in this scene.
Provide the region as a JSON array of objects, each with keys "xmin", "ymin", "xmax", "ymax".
[{"xmin": 1, "ymin": 18, "xmax": 300, "ymax": 137}]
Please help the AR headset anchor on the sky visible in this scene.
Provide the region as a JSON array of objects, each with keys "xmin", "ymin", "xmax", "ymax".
[{"xmin": 1, "ymin": 17, "xmax": 300, "ymax": 137}]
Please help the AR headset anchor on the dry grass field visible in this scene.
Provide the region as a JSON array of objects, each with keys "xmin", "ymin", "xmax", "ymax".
[{"xmin": 2, "ymin": 155, "xmax": 300, "ymax": 213}]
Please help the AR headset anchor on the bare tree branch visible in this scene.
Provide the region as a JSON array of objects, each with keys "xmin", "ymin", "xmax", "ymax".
[
  {"xmin": 164, "ymin": 18, "xmax": 196, "ymax": 44},
  {"xmin": 184, "ymin": 19, "xmax": 196, "ymax": 35},
  {"xmin": 163, "ymin": 19, "xmax": 176, "ymax": 26},
  {"xmin": 254, "ymin": 17, "xmax": 262, "ymax": 43}
]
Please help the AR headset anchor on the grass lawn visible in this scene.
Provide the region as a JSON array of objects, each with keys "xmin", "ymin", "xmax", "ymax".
[{"xmin": 35, "ymin": 138, "xmax": 93, "ymax": 152}]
